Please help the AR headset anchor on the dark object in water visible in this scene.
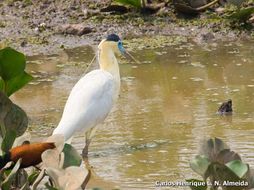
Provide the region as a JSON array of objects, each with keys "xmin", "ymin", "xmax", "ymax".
[{"xmin": 218, "ymin": 99, "xmax": 233, "ymax": 114}]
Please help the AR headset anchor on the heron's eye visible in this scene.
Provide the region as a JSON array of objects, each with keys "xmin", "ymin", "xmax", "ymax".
[{"xmin": 118, "ymin": 41, "xmax": 123, "ymax": 46}]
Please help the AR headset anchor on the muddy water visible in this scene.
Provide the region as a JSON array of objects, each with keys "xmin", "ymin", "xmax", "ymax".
[{"xmin": 12, "ymin": 40, "xmax": 254, "ymax": 190}]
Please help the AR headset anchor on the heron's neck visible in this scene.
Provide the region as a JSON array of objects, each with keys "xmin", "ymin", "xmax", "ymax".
[
  {"xmin": 99, "ymin": 49, "xmax": 119, "ymax": 77},
  {"xmin": 99, "ymin": 48, "xmax": 120, "ymax": 96}
]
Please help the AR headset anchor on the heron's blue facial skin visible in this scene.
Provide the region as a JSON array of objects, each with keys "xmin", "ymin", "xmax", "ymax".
[{"xmin": 118, "ymin": 41, "xmax": 126, "ymax": 55}]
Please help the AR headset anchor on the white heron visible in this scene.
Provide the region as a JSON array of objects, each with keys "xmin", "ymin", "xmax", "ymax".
[{"xmin": 53, "ymin": 34, "xmax": 132, "ymax": 158}]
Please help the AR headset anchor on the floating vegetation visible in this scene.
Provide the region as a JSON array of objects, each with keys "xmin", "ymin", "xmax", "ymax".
[
  {"xmin": 125, "ymin": 35, "xmax": 188, "ymax": 51},
  {"xmin": 188, "ymin": 138, "xmax": 254, "ymax": 190}
]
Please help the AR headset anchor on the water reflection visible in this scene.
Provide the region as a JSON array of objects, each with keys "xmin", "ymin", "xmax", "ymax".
[{"xmin": 12, "ymin": 40, "xmax": 254, "ymax": 189}]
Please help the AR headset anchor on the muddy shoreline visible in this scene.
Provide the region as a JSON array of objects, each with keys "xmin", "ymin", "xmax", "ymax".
[{"xmin": 0, "ymin": 1, "xmax": 253, "ymax": 56}]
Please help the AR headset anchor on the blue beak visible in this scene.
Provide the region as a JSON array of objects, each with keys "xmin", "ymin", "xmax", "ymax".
[
  {"xmin": 118, "ymin": 41, "xmax": 135, "ymax": 61},
  {"xmin": 118, "ymin": 41, "xmax": 126, "ymax": 54}
]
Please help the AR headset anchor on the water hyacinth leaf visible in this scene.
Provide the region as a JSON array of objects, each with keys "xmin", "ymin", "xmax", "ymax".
[
  {"xmin": 45, "ymin": 167, "xmax": 62, "ymax": 187},
  {"xmin": 1, "ymin": 129, "xmax": 16, "ymax": 152},
  {"xmin": 208, "ymin": 162, "xmax": 242, "ymax": 184},
  {"xmin": 62, "ymin": 144, "xmax": 82, "ymax": 168},
  {"xmin": 186, "ymin": 179, "xmax": 207, "ymax": 190},
  {"xmin": 226, "ymin": 160, "xmax": 248, "ymax": 178},
  {"xmin": 42, "ymin": 149, "xmax": 61, "ymax": 169},
  {"xmin": 200, "ymin": 138, "xmax": 228, "ymax": 162},
  {"xmin": 57, "ymin": 166, "xmax": 88, "ymax": 190},
  {"xmin": 216, "ymin": 149, "xmax": 241, "ymax": 164},
  {"xmin": 5, "ymin": 71, "xmax": 33, "ymax": 96},
  {"xmin": 0, "ymin": 47, "xmax": 26, "ymax": 81},
  {"xmin": 1, "ymin": 158, "xmax": 21, "ymax": 190},
  {"xmin": 4, "ymin": 103, "xmax": 28, "ymax": 137},
  {"xmin": 46, "ymin": 134, "xmax": 65, "ymax": 153},
  {"xmin": 190, "ymin": 155, "xmax": 211, "ymax": 178}
]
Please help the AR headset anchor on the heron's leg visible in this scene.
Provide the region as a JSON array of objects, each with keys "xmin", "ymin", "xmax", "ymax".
[
  {"xmin": 82, "ymin": 135, "xmax": 91, "ymax": 159},
  {"xmin": 81, "ymin": 126, "xmax": 98, "ymax": 159}
]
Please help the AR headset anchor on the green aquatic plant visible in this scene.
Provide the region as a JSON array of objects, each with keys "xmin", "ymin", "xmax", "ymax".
[
  {"xmin": 0, "ymin": 47, "xmax": 89, "ymax": 189},
  {"xmin": 187, "ymin": 138, "xmax": 254, "ymax": 190},
  {"xmin": 0, "ymin": 47, "xmax": 33, "ymax": 96}
]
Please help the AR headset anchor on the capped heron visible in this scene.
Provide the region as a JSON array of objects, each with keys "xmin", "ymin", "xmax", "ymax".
[{"xmin": 53, "ymin": 34, "xmax": 132, "ymax": 158}]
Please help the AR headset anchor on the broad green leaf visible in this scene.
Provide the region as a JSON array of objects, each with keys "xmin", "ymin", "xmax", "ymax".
[
  {"xmin": 0, "ymin": 47, "xmax": 26, "ymax": 81},
  {"xmin": 186, "ymin": 179, "xmax": 207, "ymax": 190},
  {"xmin": 207, "ymin": 162, "xmax": 243, "ymax": 187},
  {"xmin": 1, "ymin": 158, "xmax": 21, "ymax": 190},
  {"xmin": 226, "ymin": 160, "xmax": 248, "ymax": 178},
  {"xmin": 1, "ymin": 129, "xmax": 16, "ymax": 152},
  {"xmin": 5, "ymin": 71, "xmax": 33, "ymax": 96},
  {"xmin": 200, "ymin": 138, "xmax": 229, "ymax": 162},
  {"xmin": 216, "ymin": 149, "xmax": 241, "ymax": 164},
  {"xmin": 62, "ymin": 144, "xmax": 82, "ymax": 168},
  {"xmin": 4, "ymin": 103, "xmax": 28, "ymax": 137},
  {"xmin": 115, "ymin": 0, "xmax": 141, "ymax": 8},
  {"xmin": 190, "ymin": 155, "xmax": 211, "ymax": 178}
]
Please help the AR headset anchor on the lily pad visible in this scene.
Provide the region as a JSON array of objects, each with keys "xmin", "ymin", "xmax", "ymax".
[
  {"xmin": 226, "ymin": 160, "xmax": 248, "ymax": 178},
  {"xmin": 200, "ymin": 138, "xmax": 229, "ymax": 162},
  {"xmin": 190, "ymin": 155, "xmax": 211, "ymax": 178},
  {"xmin": 0, "ymin": 47, "xmax": 26, "ymax": 81},
  {"xmin": 62, "ymin": 144, "xmax": 82, "ymax": 168},
  {"xmin": 5, "ymin": 72, "xmax": 33, "ymax": 96}
]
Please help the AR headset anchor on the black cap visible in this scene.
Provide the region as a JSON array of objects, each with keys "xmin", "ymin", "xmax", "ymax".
[{"xmin": 106, "ymin": 34, "xmax": 121, "ymax": 42}]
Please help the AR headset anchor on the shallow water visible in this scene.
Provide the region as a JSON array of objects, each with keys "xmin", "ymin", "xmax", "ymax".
[{"xmin": 12, "ymin": 40, "xmax": 254, "ymax": 190}]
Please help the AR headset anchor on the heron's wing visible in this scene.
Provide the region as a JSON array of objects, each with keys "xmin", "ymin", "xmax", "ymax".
[{"xmin": 53, "ymin": 70, "xmax": 115, "ymax": 140}]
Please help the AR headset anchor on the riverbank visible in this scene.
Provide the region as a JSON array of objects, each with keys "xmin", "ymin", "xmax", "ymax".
[{"xmin": 0, "ymin": 0, "xmax": 253, "ymax": 55}]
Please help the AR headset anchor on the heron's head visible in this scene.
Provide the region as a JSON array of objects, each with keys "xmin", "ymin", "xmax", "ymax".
[{"xmin": 98, "ymin": 34, "xmax": 133, "ymax": 60}]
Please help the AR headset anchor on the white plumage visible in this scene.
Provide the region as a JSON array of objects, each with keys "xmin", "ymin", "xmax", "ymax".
[{"xmin": 53, "ymin": 70, "xmax": 115, "ymax": 141}]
